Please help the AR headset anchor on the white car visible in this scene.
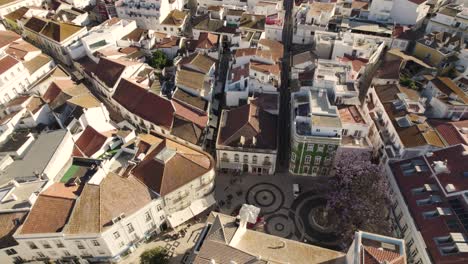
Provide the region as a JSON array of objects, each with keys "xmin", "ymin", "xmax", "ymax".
[{"xmin": 293, "ymin": 184, "xmax": 300, "ymax": 198}]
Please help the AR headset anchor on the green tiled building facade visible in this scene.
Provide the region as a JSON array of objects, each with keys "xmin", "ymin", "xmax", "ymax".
[{"xmin": 289, "ymin": 138, "xmax": 339, "ymax": 176}]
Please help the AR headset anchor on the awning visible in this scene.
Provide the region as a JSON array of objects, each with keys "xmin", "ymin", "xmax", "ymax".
[
  {"xmin": 166, "ymin": 195, "xmax": 216, "ymax": 228},
  {"xmin": 167, "ymin": 206, "xmax": 193, "ymax": 228},
  {"xmin": 190, "ymin": 194, "xmax": 216, "ymax": 216}
]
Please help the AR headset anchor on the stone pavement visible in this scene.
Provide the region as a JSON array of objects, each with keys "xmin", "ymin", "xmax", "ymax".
[
  {"xmin": 214, "ymin": 171, "xmax": 344, "ymax": 250},
  {"xmin": 120, "ymin": 217, "xmax": 207, "ymax": 264}
]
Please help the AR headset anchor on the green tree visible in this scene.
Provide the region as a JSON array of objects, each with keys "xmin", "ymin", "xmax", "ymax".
[
  {"xmin": 149, "ymin": 50, "xmax": 171, "ymax": 70},
  {"xmin": 140, "ymin": 247, "xmax": 169, "ymax": 264}
]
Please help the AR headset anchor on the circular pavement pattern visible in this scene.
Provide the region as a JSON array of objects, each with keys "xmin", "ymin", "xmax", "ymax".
[
  {"xmin": 246, "ymin": 183, "xmax": 285, "ymax": 214},
  {"xmin": 254, "ymin": 190, "xmax": 276, "ymax": 207},
  {"xmin": 290, "ymin": 191, "xmax": 341, "ymax": 247},
  {"xmin": 264, "ymin": 214, "xmax": 294, "ymax": 239}
]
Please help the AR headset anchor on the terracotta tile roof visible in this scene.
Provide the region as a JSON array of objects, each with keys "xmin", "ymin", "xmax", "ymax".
[
  {"xmin": 375, "ymin": 60, "xmax": 401, "ymax": 79},
  {"xmin": 102, "ymin": 17, "xmax": 121, "ymax": 26},
  {"xmin": 374, "ymin": 84, "xmax": 401, "ymax": 102},
  {"xmin": 6, "ymin": 40, "xmax": 40, "ymax": 60},
  {"xmin": 196, "ymin": 212, "xmax": 346, "ymax": 264},
  {"xmin": 20, "ymin": 195, "xmax": 75, "ymax": 234},
  {"xmin": 362, "ymin": 246, "xmax": 404, "ymax": 264},
  {"xmin": 235, "ymin": 48, "xmax": 256, "ymax": 58},
  {"xmin": 161, "ymin": 9, "xmax": 187, "ymax": 26},
  {"xmin": 0, "ymin": 212, "xmax": 27, "ymax": 249},
  {"xmin": 175, "ymin": 68, "xmax": 208, "ymax": 92},
  {"xmin": 192, "ymin": 14, "xmax": 225, "ymax": 33},
  {"xmin": 41, "ymin": 182, "xmax": 80, "ymax": 200},
  {"xmin": 293, "ymin": 51, "xmax": 315, "ymax": 67},
  {"xmin": 0, "ymin": 110, "xmax": 20, "ymax": 125},
  {"xmin": 374, "ymin": 84, "xmax": 445, "ymax": 148},
  {"xmin": 229, "ymin": 63, "xmax": 250, "ymax": 82},
  {"xmin": 194, "ymin": 240, "xmax": 265, "ymax": 264},
  {"xmin": 180, "ymin": 53, "xmax": 216, "ymax": 75},
  {"xmin": 390, "ymin": 144, "xmax": 468, "ymax": 263},
  {"xmin": 24, "ymin": 17, "xmax": 47, "ymax": 33},
  {"xmin": 64, "ymin": 184, "xmax": 99, "ymax": 234},
  {"xmin": 42, "ymin": 79, "xmax": 75, "ymax": 103},
  {"xmin": 119, "ymin": 46, "xmax": 139, "ymax": 54},
  {"xmin": 338, "ymin": 105, "xmax": 366, "ymax": 124},
  {"xmin": 351, "ymin": 1, "xmax": 368, "ymax": 9},
  {"xmin": 26, "ymin": 96, "xmax": 45, "ymax": 114},
  {"xmin": 5, "ymin": 46, "xmax": 27, "ymax": 61},
  {"xmin": 113, "ymin": 78, "xmax": 175, "ymax": 129},
  {"xmin": 39, "ymin": 21, "xmax": 84, "ymax": 42},
  {"xmin": 0, "ymin": 55, "xmax": 19, "ymax": 75},
  {"xmin": 121, "ymin": 28, "xmax": 146, "ymax": 42},
  {"xmin": 4, "ymin": 6, "xmax": 29, "ymax": 21},
  {"xmin": 73, "ymin": 126, "xmax": 108, "ymax": 157},
  {"xmin": 172, "ymin": 89, "xmax": 208, "ymax": 112},
  {"xmin": 383, "ymin": 102, "xmax": 444, "ymax": 148},
  {"xmin": 309, "ymin": 2, "xmax": 336, "ymax": 16},
  {"xmin": 218, "ymin": 98, "xmax": 277, "ymax": 150},
  {"xmin": 429, "ymin": 119, "xmax": 468, "ymax": 146},
  {"xmin": 67, "ymin": 94, "xmax": 101, "ymax": 109},
  {"xmin": 93, "ymin": 57, "xmax": 138, "ymax": 88},
  {"xmin": 0, "ymin": 30, "xmax": 21, "ymax": 49},
  {"xmin": 257, "ymin": 39, "xmax": 283, "ymax": 62},
  {"xmin": 250, "ymin": 61, "xmax": 280, "ymax": 76},
  {"xmin": 23, "ymin": 54, "xmax": 52, "ymax": 74},
  {"xmin": 173, "ymin": 100, "xmax": 208, "ymax": 128},
  {"xmin": 187, "ymin": 32, "xmax": 218, "ymax": 51},
  {"xmin": 132, "ymin": 138, "xmax": 213, "ymax": 195},
  {"xmin": 339, "ymin": 55, "xmax": 368, "ymax": 74},
  {"xmin": 153, "ymin": 36, "xmax": 179, "ymax": 49},
  {"xmin": 252, "ymin": 93, "xmax": 279, "ymax": 112},
  {"xmin": 171, "ymin": 116, "xmax": 203, "ymax": 145},
  {"xmin": 65, "ymin": 172, "xmax": 153, "ymax": 234},
  {"xmin": 6, "ymin": 95, "xmax": 29, "ymax": 107}
]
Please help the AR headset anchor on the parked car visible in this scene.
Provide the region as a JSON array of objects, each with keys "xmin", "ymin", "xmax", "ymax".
[{"xmin": 293, "ymin": 184, "xmax": 301, "ymax": 198}]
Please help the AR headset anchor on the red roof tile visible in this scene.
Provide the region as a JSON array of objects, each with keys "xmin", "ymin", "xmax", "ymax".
[
  {"xmin": 390, "ymin": 144, "xmax": 468, "ymax": 263},
  {"xmin": 74, "ymin": 126, "xmax": 108, "ymax": 157},
  {"xmin": 93, "ymin": 57, "xmax": 138, "ymax": 88},
  {"xmin": 113, "ymin": 79, "xmax": 175, "ymax": 129},
  {"xmin": 132, "ymin": 138, "xmax": 213, "ymax": 195},
  {"xmin": 429, "ymin": 119, "xmax": 468, "ymax": 146},
  {"xmin": 0, "ymin": 31, "xmax": 21, "ymax": 49},
  {"xmin": 42, "ymin": 81, "xmax": 63, "ymax": 103},
  {"xmin": 362, "ymin": 246, "xmax": 404, "ymax": 264},
  {"xmin": 0, "ymin": 55, "xmax": 19, "ymax": 75},
  {"xmin": 218, "ymin": 97, "xmax": 277, "ymax": 150},
  {"xmin": 173, "ymin": 100, "xmax": 208, "ymax": 128},
  {"xmin": 20, "ymin": 195, "xmax": 74, "ymax": 234}
]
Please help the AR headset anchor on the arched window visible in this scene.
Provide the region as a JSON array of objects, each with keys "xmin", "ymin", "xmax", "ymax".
[
  {"xmin": 243, "ymin": 155, "xmax": 248, "ymax": 163},
  {"xmin": 264, "ymin": 156, "xmax": 270, "ymax": 164},
  {"xmin": 252, "ymin": 155, "xmax": 257, "ymax": 164},
  {"xmin": 234, "ymin": 154, "xmax": 239, "ymax": 162}
]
